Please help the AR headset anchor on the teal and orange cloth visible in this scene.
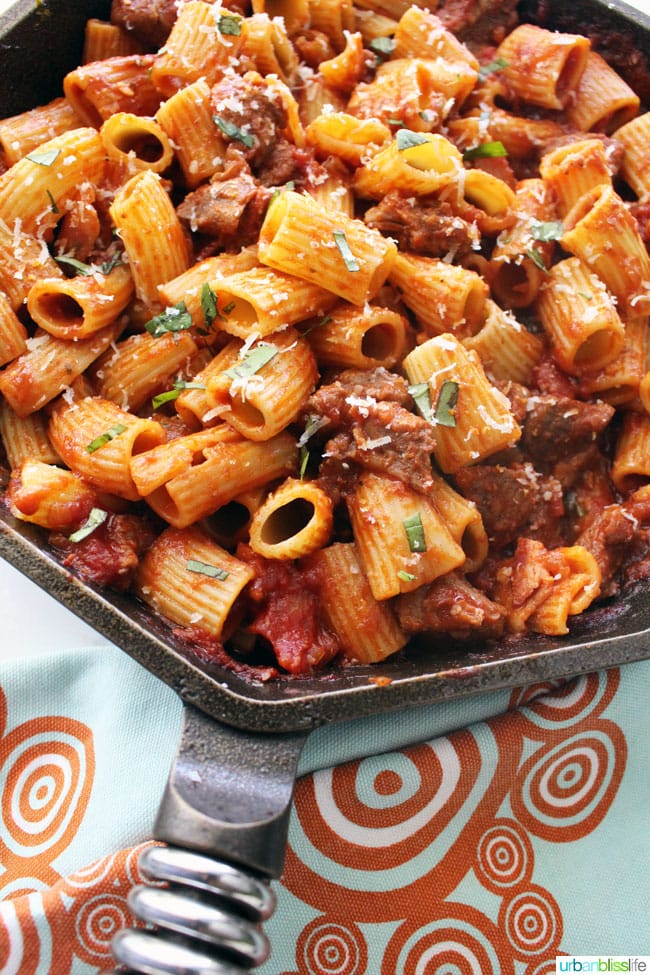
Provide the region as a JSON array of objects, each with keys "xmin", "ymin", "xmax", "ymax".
[{"xmin": 1, "ymin": 644, "xmax": 648, "ymax": 972}]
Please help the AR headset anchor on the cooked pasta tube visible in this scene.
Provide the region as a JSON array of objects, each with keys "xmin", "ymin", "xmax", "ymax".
[
  {"xmin": 0, "ymin": 98, "xmax": 83, "ymax": 166},
  {"xmin": 0, "ymin": 323, "xmax": 122, "ymax": 417},
  {"xmin": 207, "ymin": 266, "xmax": 338, "ymax": 340},
  {"xmin": 577, "ymin": 315, "xmax": 647, "ymax": 406},
  {"xmin": 488, "ymin": 178, "xmax": 557, "ymax": 308},
  {"xmin": 304, "ymin": 301, "xmax": 410, "ymax": 370},
  {"xmin": 94, "ymin": 330, "xmax": 199, "ymax": 411},
  {"xmin": 248, "ymin": 477, "xmax": 334, "ymax": 559},
  {"xmin": 495, "ymin": 24, "xmax": 590, "ymax": 110},
  {"xmin": 258, "ymin": 190, "xmax": 397, "ymax": 305},
  {"xmin": 206, "ymin": 487, "xmax": 268, "ymax": 550},
  {"xmin": 305, "ymin": 111, "xmax": 391, "ymax": 166},
  {"xmin": 7, "ymin": 460, "xmax": 96, "ymax": 530},
  {"xmin": 565, "ymin": 51, "xmax": 639, "ymax": 133},
  {"xmin": 0, "ymin": 128, "xmax": 105, "ymax": 238},
  {"xmin": 639, "ymin": 369, "xmax": 650, "ymax": 415},
  {"xmin": 539, "ymin": 138, "xmax": 613, "ymax": 217},
  {"xmin": 449, "ymin": 168, "xmax": 517, "ymax": 236},
  {"xmin": 298, "ymin": 74, "xmax": 347, "ymax": 125},
  {"xmin": 429, "ymin": 473, "xmax": 488, "ymax": 573},
  {"xmin": 403, "ymin": 333, "xmax": 521, "ymax": 474},
  {"xmin": 158, "ymin": 249, "xmax": 260, "ymax": 336},
  {"xmin": 205, "ymin": 328, "xmax": 319, "ymax": 442},
  {"xmin": 27, "ymin": 265, "xmax": 134, "ymax": 341},
  {"xmin": 241, "ymin": 12, "xmax": 299, "ymax": 86},
  {"xmin": 130, "ymin": 426, "xmax": 240, "ymax": 497},
  {"xmin": 348, "ymin": 57, "xmax": 475, "ymax": 132},
  {"xmin": 0, "ymin": 403, "xmax": 60, "ymax": 469},
  {"xmin": 311, "ymin": 0, "xmax": 356, "ymax": 49},
  {"xmin": 150, "ymin": 1, "xmax": 243, "ymax": 97},
  {"xmin": 388, "ymin": 253, "xmax": 488, "ymax": 338},
  {"xmin": 613, "ymin": 111, "xmax": 650, "ymax": 200},
  {"xmin": 392, "ymin": 5, "xmax": 478, "ymax": 68},
  {"xmin": 561, "ymin": 183, "xmax": 650, "ymax": 316},
  {"xmin": 48, "ymin": 396, "xmax": 167, "ymax": 501},
  {"xmin": 63, "ymin": 55, "xmax": 161, "ymax": 128},
  {"xmin": 347, "ymin": 471, "xmax": 466, "ymax": 600},
  {"xmin": 306, "ymin": 168, "xmax": 355, "ymax": 217},
  {"xmin": 251, "ymin": 0, "xmax": 309, "ymax": 34},
  {"xmin": 155, "ymin": 79, "xmax": 227, "ymax": 189},
  {"xmin": 448, "ymin": 108, "xmax": 566, "ymax": 164},
  {"xmin": 528, "ymin": 546, "xmax": 602, "ymax": 636},
  {"xmin": 82, "ymin": 18, "xmax": 145, "ymax": 61},
  {"xmin": 353, "ymin": 132, "xmax": 463, "ymax": 200},
  {"xmin": 0, "ymin": 291, "xmax": 27, "ymax": 366},
  {"xmin": 100, "ymin": 113, "xmax": 174, "ymax": 177},
  {"xmin": 0, "ymin": 219, "xmax": 63, "ymax": 311},
  {"xmin": 305, "ymin": 542, "xmax": 407, "ymax": 663},
  {"xmin": 135, "ymin": 525, "xmax": 255, "ymax": 641},
  {"xmin": 109, "ymin": 170, "xmax": 192, "ymax": 310},
  {"xmin": 611, "ymin": 412, "xmax": 650, "ymax": 493},
  {"xmin": 353, "ymin": 8, "xmax": 397, "ymax": 45},
  {"xmin": 462, "ymin": 300, "xmax": 543, "ymax": 385},
  {"xmin": 143, "ymin": 431, "xmax": 297, "ymax": 528},
  {"xmin": 536, "ymin": 257, "xmax": 625, "ymax": 375}
]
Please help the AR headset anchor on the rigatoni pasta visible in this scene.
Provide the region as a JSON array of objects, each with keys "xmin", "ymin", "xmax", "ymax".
[{"xmin": 1, "ymin": 2, "xmax": 648, "ymax": 677}]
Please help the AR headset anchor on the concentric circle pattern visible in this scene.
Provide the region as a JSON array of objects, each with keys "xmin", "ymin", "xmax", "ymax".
[
  {"xmin": 501, "ymin": 886, "xmax": 563, "ymax": 958},
  {"xmin": 0, "ymin": 663, "xmax": 631, "ymax": 971},
  {"xmin": 475, "ymin": 819, "xmax": 534, "ymax": 892},
  {"xmin": 296, "ymin": 918, "xmax": 368, "ymax": 975},
  {"xmin": 511, "ymin": 722, "xmax": 626, "ymax": 840}
]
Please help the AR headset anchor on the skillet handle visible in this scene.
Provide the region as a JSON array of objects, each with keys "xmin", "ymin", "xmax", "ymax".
[{"xmin": 111, "ymin": 702, "xmax": 309, "ymax": 974}]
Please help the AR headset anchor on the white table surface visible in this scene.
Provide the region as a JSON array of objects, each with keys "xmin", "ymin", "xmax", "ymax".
[{"xmin": 1, "ymin": 0, "xmax": 650, "ymax": 660}]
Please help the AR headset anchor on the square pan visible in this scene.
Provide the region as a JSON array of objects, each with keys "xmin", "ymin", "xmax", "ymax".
[{"xmin": 2, "ymin": 0, "xmax": 650, "ymax": 733}]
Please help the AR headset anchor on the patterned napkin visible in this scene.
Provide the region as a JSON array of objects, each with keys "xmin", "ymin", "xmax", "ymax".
[{"xmin": 0, "ymin": 643, "xmax": 648, "ymax": 973}]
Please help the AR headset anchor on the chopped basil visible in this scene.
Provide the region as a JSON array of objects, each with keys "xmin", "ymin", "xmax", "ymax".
[
  {"xmin": 369, "ymin": 36, "xmax": 395, "ymax": 58},
  {"xmin": 68, "ymin": 507, "xmax": 107, "ymax": 543},
  {"xmin": 299, "ymin": 445, "xmax": 310, "ymax": 480},
  {"xmin": 478, "ymin": 56, "xmax": 509, "ymax": 82},
  {"xmin": 26, "ymin": 147, "xmax": 60, "ymax": 167},
  {"xmin": 152, "ymin": 380, "xmax": 206, "ymax": 409},
  {"xmin": 99, "ymin": 251, "xmax": 125, "ymax": 274},
  {"xmin": 333, "ymin": 230, "xmax": 360, "ymax": 272},
  {"xmin": 47, "ymin": 189, "xmax": 59, "ymax": 213},
  {"xmin": 213, "ymin": 115, "xmax": 255, "ymax": 148},
  {"xmin": 222, "ymin": 300, "xmax": 236, "ymax": 316},
  {"xmin": 217, "ymin": 12, "xmax": 242, "ymax": 34},
  {"xmin": 435, "ymin": 380, "xmax": 459, "ymax": 427},
  {"xmin": 55, "ymin": 254, "xmax": 95, "ymax": 275},
  {"xmin": 200, "ymin": 282, "xmax": 218, "ymax": 330},
  {"xmin": 396, "ymin": 128, "xmax": 429, "ymax": 151},
  {"xmin": 463, "ymin": 140, "xmax": 507, "ymax": 160},
  {"xmin": 56, "ymin": 252, "xmax": 123, "ymax": 276},
  {"xmin": 302, "ymin": 314, "xmax": 332, "ymax": 337},
  {"xmin": 270, "ymin": 179, "xmax": 295, "ymax": 204},
  {"xmin": 526, "ymin": 246, "xmax": 550, "ymax": 274},
  {"xmin": 145, "ymin": 302, "xmax": 193, "ymax": 336},
  {"xmin": 530, "ymin": 219, "xmax": 564, "ymax": 242},
  {"xmin": 408, "ymin": 381, "xmax": 434, "ymax": 423},
  {"xmin": 224, "ymin": 341, "xmax": 278, "ymax": 380},
  {"xmin": 86, "ymin": 423, "xmax": 127, "ymax": 453},
  {"xmin": 186, "ymin": 559, "xmax": 229, "ymax": 580},
  {"xmin": 397, "ymin": 570, "xmax": 416, "ymax": 582},
  {"xmin": 403, "ymin": 512, "xmax": 427, "ymax": 553}
]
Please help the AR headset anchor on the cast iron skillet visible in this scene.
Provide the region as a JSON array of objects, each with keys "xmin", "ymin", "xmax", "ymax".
[{"xmin": 1, "ymin": 0, "xmax": 650, "ymax": 971}]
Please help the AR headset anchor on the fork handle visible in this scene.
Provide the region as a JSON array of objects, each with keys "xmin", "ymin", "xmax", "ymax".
[{"xmin": 111, "ymin": 702, "xmax": 308, "ymax": 973}]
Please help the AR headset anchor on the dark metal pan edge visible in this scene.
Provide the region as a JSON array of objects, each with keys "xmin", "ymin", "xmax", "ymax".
[{"xmin": 2, "ymin": 0, "xmax": 650, "ymax": 733}]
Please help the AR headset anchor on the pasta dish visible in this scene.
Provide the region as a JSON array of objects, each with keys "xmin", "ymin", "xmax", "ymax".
[{"xmin": 1, "ymin": 0, "xmax": 650, "ymax": 679}]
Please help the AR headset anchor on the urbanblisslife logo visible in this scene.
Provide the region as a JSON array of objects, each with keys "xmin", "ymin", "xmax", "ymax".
[{"xmin": 557, "ymin": 959, "xmax": 650, "ymax": 972}]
